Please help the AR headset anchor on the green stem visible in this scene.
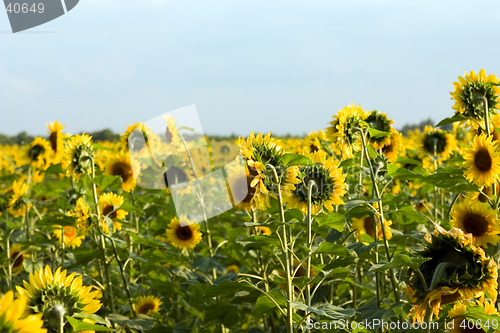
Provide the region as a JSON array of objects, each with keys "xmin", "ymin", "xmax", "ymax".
[
  {"xmin": 268, "ymin": 165, "xmax": 293, "ymax": 333},
  {"xmin": 108, "ymin": 236, "xmax": 136, "ymax": 316},
  {"xmin": 91, "ymin": 158, "xmax": 116, "ymax": 313},
  {"xmin": 305, "ymin": 181, "xmax": 315, "ymax": 333}
]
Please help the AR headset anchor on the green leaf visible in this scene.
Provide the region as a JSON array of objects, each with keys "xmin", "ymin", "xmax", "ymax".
[
  {"xmin": 73, "ymin": 314, "xmax": 108, "ymax": 325},
  {"xmin": 369, "ymin": 254, "xmax": 430, "ymax": 272},
  {"xmin": 204, "ymin": 281, "xmax": 254, "ymax": 298},
  {"xmin": 367, "ymin": 146, "xmax": 377, "ymax": 159},
  {"xmin": 66, "ymin": 317, "xmax": 115, "ymax": 332},
  {"xmin": 387, "ymin": 164, "xmax": 424, "ymax": 180},
  {"xmin": 285, "ymin": 209, "xmax": 303, "ymax": 222},
  {"xmin": 93, "ymin": 143, "xmax": 111, "ymax": 151},
  {"xmin": 395, "ymin": 156, "xmax": 422, "ymax": 166},
  {"xmin": 107, "ymin": 314, "xmax": 155, "ymax": 331},
  {"xmin": 368, "ymin": 128, "xmax": 391, "ymax": 138},
  {"xmin": 280, "ymin": 153, "xmax": 314, "ymax": 167},
  {"xmin": 92, "ymin": 175, "xmax": 122, "ymax": 191},
  {"xmin": 315, "ymin": 213, "xmax": 345, "ymax": 231},
  {"xmin": 44, "ymin": 163, "xmax": 65, "ymax": 174},
  {"xmin": 254, "ymin": 289, "xmax": 286, "ymax": 317},
  {"xmin": 38, "ymin": 215, "xmax": 77, "ymax": 228},
  {"xmin": 435, "ymin": 114, "xmax": 468, "ymax": 127},
  {"xmin": 315, "ymin": 243, "xmax": 356, "ymax": 258}
]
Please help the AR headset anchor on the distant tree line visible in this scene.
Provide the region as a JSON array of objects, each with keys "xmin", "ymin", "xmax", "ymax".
[{"xmin": 0, "ymin": 121, "xmax": 455, "ymax": 145}]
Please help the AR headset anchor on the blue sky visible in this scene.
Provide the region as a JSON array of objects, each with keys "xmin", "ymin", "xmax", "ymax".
[{"xmin": 1, "ymin": 0, "xmax": 500, "ymax": 137}]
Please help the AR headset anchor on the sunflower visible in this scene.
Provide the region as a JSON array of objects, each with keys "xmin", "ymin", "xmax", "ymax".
[
  {"xmin": 447, "ymin": 302, "xmax": 497, "ymax": 333},
  {"xmin": 71, "ymin": 198, "xmax": 91, "ymax": 235},
  {"xmin": 382, "ymin": 128, "xmax": 403, "ymax": 162},
  {"xmin": 420, "ymin": 126, "xmax": 456, "ymax": 160},
  {"xmin": 327, "ymin": 103, "xmax": 367, "ymax": 159},
  {"xmin": 105, "ymin": 152, "xmax": 137, "ymax": 192},
  {"xmin": 299, "ymin": 130, "xmax": 330, "ymax": 155},
  {"xmin": 450, "ymin": 198, "xmax": 500, "ymax": 248},
  {"xmin": 407, "ymin": 227, "xmax": 498, "ymax": 323},
  {"xmin": 63, "ymin": 134, "xmax": 95, "ymax": 180},
  {"xmin": 463, "ymin": 134, "xmax": 500, "ymax": 187},
  {"xmin": 352, "ymin": 215, "xmax": 392, "ymax": 244},
  {"xmin": 450, "ymin": 69, "xmax": 500, "ymax": 121},
  {"xmin": 365, "ymin": 110, "xmax": 394, "ymax": 149},
  {"xmin": 164, "ymin": 115, "xmax": 180, "ymax": 146},
  {"xmin": 7, "ymin": 180, "xmax": 31, "ymax": 217},
  {"xmin": 228, "ymin": 170, "xmax": 258, "ymax": 210},
  {"xmin": 98, "ymin": 193, "xmax": 128, "ymax": 233},
  {"xmin": 166, "ymin": 216, "xmax": 202, "ymax": 250},
  {"xmin": 53, "ymin": 226, "xmax": 85, "ymax": 249},
  {"xmin": 122, "ymin": 123, "xmax": 150, "ymax": 151},
  {"xmin": 10, "ymin": 244, "xmax": 27, "ymax": 273},
  {"xmin": 0, "ymin": 291, "xmax": 46, "ymax": 333},
  {"xmin": 134, "ymin": 296, "xmax": 162, "ymax": 316},
  {"xmin": 46, "ymin": 122, "xmax": 66, "ymax": 163},
  {"xmin": 27, "ymin": 137, "xmax": 52, "ymax": 169},
  {"xmin": 285, "ymin": 151, "xmax": 346, "ymax": 214},
  {"xmin": 16, "ymin": 266, "xmax": 102, "ymax": 333},
  {"xmin": 256, "ymin": 226, "xmax": 272, "ymax": 236},
  {"xmin": 225, "ymin": 265, "xmax": 240, "ymax": 274},
  {"xmin": 237, "ymin": 132, "xmax": 300, "ymax": 210}
]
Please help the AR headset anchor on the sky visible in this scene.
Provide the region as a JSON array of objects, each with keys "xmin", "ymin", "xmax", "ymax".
[{"xmin": 1, "ymin": 0, "xmax": 500, "ymax": 137}]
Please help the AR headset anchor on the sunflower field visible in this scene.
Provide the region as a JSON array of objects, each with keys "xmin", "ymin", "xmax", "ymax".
[{"xmin": 3, "ymin": 69, "xmax": 500, "ymax": 333}]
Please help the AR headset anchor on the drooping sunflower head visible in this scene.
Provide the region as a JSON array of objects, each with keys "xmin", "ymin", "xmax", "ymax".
[
  {"xmin": 463, "ymin": 134, "xmax": 500, "ymax": 187},
  {"xmin": 450, "ymin": 69, "xmax": 500, "ymax": 121},
  {"xmin": 407, "ymin": 227, "xmax": 498, "ymax": 322},
  {"xmin": 0, "ymin": 291, "xmax": 46, "ymax": 333},
  {"xmin": 16, "ymin": 266, "xmax": 101, "ymax": 333},
  {"xmin": 420, "ymin": 126, "xmax": 456, "ymax": 159},
  {"xmin": 365, "ymin": 110, "xmax": 394, "ymax": 149},
  {"xmin": 351, "ymin": 215, "xmax": 392, "ymax": 244},
  {"xmin": 134, "ymin": 295, "xmax": 162, "ymax": 316},
  {"xmin": 46, "ymin": 122, "xmax": 66, "ymax": 163},
  {"xmin": 63, "ymin": 134, "xmax": 95, "ymax": 180},
  {"xmin": 165, "ymin": 216, "xmax": 203, "ymax": 250},
  {"xmin": 105, "ymin": 152, "xmax": 137, "ymax": 192},
  {"xmin": 285, "ymin": 151, "xmax": 346, "ymax": 214},
  {"xmin": 327, "ymin": 103, "xmax": 367, "ymax": 159},
  {"xmin": 98, "ymin": 193, "xmax": 128, "ymax": 233},
  {"xmin": 27, "ymin": 137, "xmax": 52, "ymax": 169},
  {"xmin": 450, "ymin": 198, "xmax": 500, "ymax": 248}
]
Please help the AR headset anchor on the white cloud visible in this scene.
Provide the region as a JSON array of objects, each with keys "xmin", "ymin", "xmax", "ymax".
[
  {"xmin": 89, "ymin": 54, "xmax": 134, "ymax": 82},
  {"xmin": 0, "ymin": 64, "xmax": 46, "ymax": 99}
]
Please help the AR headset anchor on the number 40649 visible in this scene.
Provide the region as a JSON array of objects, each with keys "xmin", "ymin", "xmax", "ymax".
[{"xmin": 5, "ymin": 3, "xmax": 45, "ymax": 14}]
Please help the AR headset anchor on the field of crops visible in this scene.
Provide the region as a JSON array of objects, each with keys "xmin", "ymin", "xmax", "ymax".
[{"xmin": 3, "ymin": 69, "xmax": 500, "ymax": 333}]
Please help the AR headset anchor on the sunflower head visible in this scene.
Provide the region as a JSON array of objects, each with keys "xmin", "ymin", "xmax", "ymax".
[
  {"xmin": 381, "ymin": 129, "xmax": 403, "ymax": 162},
  {"xmin": 165, "ymin": 216, "xmax": 203, "ymax": 250},
  {"xmin": 46, "ymin": 122, "xmax": 66, "ymax": 162},
  {"xmin": 365, "ymin": 110, "xmax": 394, "ymax": 149},
  {"xmin": 98, "ymin": 193, "xmax": 128, "ymax": 233},
  {"xmin": 352, "ymin": 216, "xmax": 392, "ymax": 244},
  {"xmin": 7, "ymin": 180, "xmax": 31, "ymax": 217},
  {"xmin": 63, "ymin": 134, "xmax": 95, "ymax": 180},
  {"xmin": 407, "ymin": 227, "xmax": 497, "ymax": 323},
  {"xmin": 122, "ymin": 123, "xmax": 150, "ymax": 151},
  {"xmin": 163, "ymin": 115, "xmax": 180, "ymax": 146},
  {"xmin": 0, "ymin": 291, "xmax": 46, "ymax": 333},
  {"xmin": 450, "ymin": 198, "xmax": 500, "ymax": 248},
  {"xmin": 450, "ymin": 69, "xmax": 500, "ymax": 121},
  {"xmin": 105, "ymin": 152, "xmax": 137, "ymax": 192},
  {"xmin": 286, "ymin": 151, "xmax": 346, "ymax": 214},
  {"xmin": 256, "ymin": 226, "xmax": 272, "ymax": 236},
  {"xmin": 53, "ymin": 226, "xmax": 85, "ymax": 249},
  {"xmin": 16, "ymin": 266, "xmax": 101, "ymax": 333},
  {"xmin": 463, "ymin": 134, "xmax": 500, "ymax": 187},
  {"xmin": 327, "ymin": 103, "xmax": 367, "ymax": 159},
  {"xmin": 134, "ymin": 296, "xmax": 162, "ymax": 316},
  {"xmin": 421, "ymin": 126, "xmax": 456, "ymax": 159},
  {"xmin": 71, "ymin": 198, "xmax": 91, "ymax": 236},
  {"xmin": 27, "ymin": 138, "xmax": 52, "ymax": 169},
  {"xmin": 10, "ymin": 244, "xmax": 26, "ymax": 273}
]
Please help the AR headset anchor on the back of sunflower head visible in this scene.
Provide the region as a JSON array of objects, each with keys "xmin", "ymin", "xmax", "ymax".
[{"xmin": 127, "ymin": 105, "xmax": 248, "ymax": 226}]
